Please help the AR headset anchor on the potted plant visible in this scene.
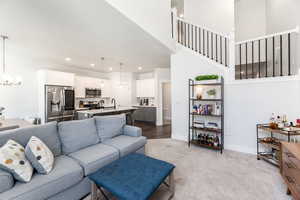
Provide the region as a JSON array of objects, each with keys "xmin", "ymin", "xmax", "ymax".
[
  {"xmin": 206, "ymin": 89, "xmax": 216, "ymax": 99},
  {"xmin": 195, "ymin": 74, "xmax": 219, "ymax": 84}
]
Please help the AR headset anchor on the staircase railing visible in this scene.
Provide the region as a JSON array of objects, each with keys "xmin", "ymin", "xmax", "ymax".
[
  {"xmin": 171, "ymin": 12, "xmax": 230, "ymax": 67},
  {"xmin": 235, "ymin": 27, "xmax": 299, "ymax": 80}
]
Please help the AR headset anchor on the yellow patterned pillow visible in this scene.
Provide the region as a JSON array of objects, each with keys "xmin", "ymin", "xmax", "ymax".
[{"xmin": 0, "ymin": 140, "xmax": 33, "ymax": 182}]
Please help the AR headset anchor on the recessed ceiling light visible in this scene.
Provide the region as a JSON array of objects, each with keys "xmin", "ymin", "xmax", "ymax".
[
  {"xmin": 109, "ymin": 67, "xmax": 113, "ymax": 71},
  {"xmin": 90, "ymin": 63, "xmax": 95, "ymax": 67},
  {"xmin": 138, "ymin": 67, "xmax": 142, "ymax": 70},
  {"xmin": 65, "ymin": 57, "xmax": 71, "ymax": 61}
]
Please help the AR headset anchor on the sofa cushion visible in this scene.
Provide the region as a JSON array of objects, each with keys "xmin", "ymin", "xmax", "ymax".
[
  {"xmin": 58, "ymin": 118, "xmax": 100, "ymax": 154},
  {"xmin": 0, "ymin": 155, "xmax": 83, "ymax": 200},
  {"xmin": 103, "ymin": 135, "xmax": 147, "ymax": 157},
  {"xmin": 94, "ymin": 114, "xmax": 126, "ymax": 141},
  {"xmin": 25, "ymin": 136, "xmax": 54, "ymax": 174},
  {"xmin": 0, "ymin": 122, "xmax": 61, "ymax": 157},
  {"xmin": 0, "ymin": 169, "xmax": 14, "ymax": 193},
  {"xmin": 0, "ymin": 140, "xmax": 33, "ymax": 183},
  {"xmin": 69, "ymin": 143, "xmax": 119, "ymax": 176}
]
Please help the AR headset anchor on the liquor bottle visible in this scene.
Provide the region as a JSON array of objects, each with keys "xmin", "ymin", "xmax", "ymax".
[{"xmin": 214, "ymin": 136, "xmax": 219, "ymax": 147}]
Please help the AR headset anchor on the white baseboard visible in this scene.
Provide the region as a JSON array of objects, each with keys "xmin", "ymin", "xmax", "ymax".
[
  {"xmin": 171, "ymin": 133, "xmax": 187, "ymax": 142},
  {"xmin": 224, "ymin": 144, "xmax": 256, "ymax": 155},
  {"xmin": 171, "ymin": 133, "xmax": 256, "ymax": 155}
]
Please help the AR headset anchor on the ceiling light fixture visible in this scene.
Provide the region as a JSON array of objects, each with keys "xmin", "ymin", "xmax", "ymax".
[
  {"xmin": 0, "ymin": 35, "xmax": 22, "ymax": 86},
  {"xmin": 109, "ymin": 67, "xmax": 113, "ymax": 71},
  {"xmin": 138, "ymin": 66, "xmax": 142, "ymax": 70},
  {"xmin": 65, "ymin": 57, "xmax": 71, "ymax": 61},
  {"xmin": 90, "ymin": 63, "xmax": 95, "ymax": 67}
]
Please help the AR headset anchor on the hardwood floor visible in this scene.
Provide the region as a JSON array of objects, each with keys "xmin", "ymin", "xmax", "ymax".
[{"xmin": 134, "ymin": 121, "xmax": 171, "ymax": 139}]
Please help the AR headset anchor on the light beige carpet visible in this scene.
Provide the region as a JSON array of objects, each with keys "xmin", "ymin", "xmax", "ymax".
[{"xmin": 86, "ymin": 139, "xmax": 291, "ymax": 200}]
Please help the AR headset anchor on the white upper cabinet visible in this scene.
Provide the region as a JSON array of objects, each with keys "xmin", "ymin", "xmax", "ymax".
[
  {"xmin": 74, "ymin": 76, "xmax": 111, "ymax": 98},
  {"xmin": 38, "ymin": 70, "xmax": 75, "ymax": 86},
  {"xmin": 74, "ymin": 76, "xmax": 86, "ymax": 98},
  {"xmin": 102, "ymin": 79, "xmax": 111, "ymax": 98},
  {"xmin": 136, "ymin": 79, "xmax": 155, "ymax": 98}
]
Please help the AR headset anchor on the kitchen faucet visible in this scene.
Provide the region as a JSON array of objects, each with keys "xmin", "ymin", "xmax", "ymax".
[{"xmin": 111, "ymin": 98, "xmax": 116, "ymax": 109}]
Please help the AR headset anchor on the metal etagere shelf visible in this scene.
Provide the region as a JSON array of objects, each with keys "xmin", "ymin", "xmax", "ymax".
[{"xmin": 188, "ymin": 77, "xmax": 224, "ymax": 153}]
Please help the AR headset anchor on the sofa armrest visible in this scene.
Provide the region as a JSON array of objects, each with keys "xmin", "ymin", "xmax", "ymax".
[
  {"xmin": 0, "ymin": 169, "xmax": 14, "ymax": 193},
  {"xmin": 123, "ymin": 125, "xmax": 142, "ymax": 137}
]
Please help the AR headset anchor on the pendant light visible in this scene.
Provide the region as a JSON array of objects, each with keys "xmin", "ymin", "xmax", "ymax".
[
  {"xmin": 119, "ymin": 62, "xmax": 128, "ymax": 88},
  {"xmin": 100, "ymin": 57, "xmax": 105, "ymax": 88},
  {"xmin": 0, "ymin": 35, "xmax": 22, "ymax": 86}
]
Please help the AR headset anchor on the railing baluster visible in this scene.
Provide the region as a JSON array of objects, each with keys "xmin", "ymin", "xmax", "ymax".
[
  {"xmin": 252, "ymin": 41, "xmax": 254, "ymax": 78},
  {"xmin": 288, "ymin": 33, "xmax": 291, "ymax": 76},
  {"xmin": 199, "ymin": 28, "xmax": 202, "ymax": 54},
  {"xmin": 177, "ymin": 20, "xmax": 180, "ymax": 43},
  {"xmin": 265, "ymin": 38, "xmax": 268, "ymax": 77},
  {"xmin": 258, "ymin": 40, "xmax": 261, "ymax": 78},
  {"xmin": 246, "ymin": 43, "xmax": 248, "ymax": 79},
  {"xmin": 216, "ymin": 34, "xmax": 218, "ymax": 62},
  {"xmin": 239, "ymin": 44, "xmax": 242, "ymax": 79},
  {"xmin": 191, "ymin": 25, "xmax": 194, "ymax": 50},
  {"xmin": 273, "ymin": 36, "xmax": 275, "ymax": 77},
  {"xmin": 225, "ymin": 38, "xmax": 227, "ymax": 67},
  {"xmin": 188, "ymin": 24, "xmax": 190, "ymax": 48},
  {"xmin": 220, "ymin": 36, "xmax": 223, "ymax": 64},
  {"xmin": 203, "ymin": 29, "xmax": 205, "ymax": 56},
  {"xmin": 207, "ymin": 31, "xmax": 209, "ymax": 58},
  {"xmin": 171, "ymin": 12, "xmax": 174, "ymax": 38},
  {"xmin": 184, "ymin": 22, "xmax": 187, "ymax": 47},
  {"xmin": 211, "ymin": 32, "xmax": 213, "ymax": 59},
  {"xmin": 280, "ymin": 35, "xmax": 283, "ymax": 76},
  {"xmin": 195, "ymin": 26, "xmax": 198, "ymax": 52}
]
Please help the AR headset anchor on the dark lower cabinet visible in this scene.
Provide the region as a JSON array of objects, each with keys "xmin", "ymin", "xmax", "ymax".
[{"xmin": 133, "ymin": 107, "xmax": 156, "ymax": 124}]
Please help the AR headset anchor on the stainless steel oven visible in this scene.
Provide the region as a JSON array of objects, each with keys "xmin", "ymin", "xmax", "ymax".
[{"xmin": 85, "ymin": 88, "xmax": 101, "ymax": 98}]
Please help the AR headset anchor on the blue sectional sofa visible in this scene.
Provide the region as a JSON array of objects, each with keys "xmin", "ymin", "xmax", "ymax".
[{"xmin": 0, "ymin": 114, "xmax": 147, "ymax": 200}]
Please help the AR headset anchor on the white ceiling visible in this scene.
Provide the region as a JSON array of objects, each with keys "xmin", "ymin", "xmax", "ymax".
[{"xmin": 0, "ymin": 0, "xmax": 171, "ymax": 72}]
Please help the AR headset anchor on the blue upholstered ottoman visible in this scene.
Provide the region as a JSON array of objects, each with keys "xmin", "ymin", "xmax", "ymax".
[{"xmin": 88, "ymin": 153, "xmax": 175, "ymax": 200}]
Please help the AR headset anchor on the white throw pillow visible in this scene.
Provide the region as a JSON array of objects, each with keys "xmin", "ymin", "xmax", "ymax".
[
  {"xmin": 0, "ymin": 140, "xmax": 33, "ymax": 182},
  {"xmin": 25, "ymin": 136, "xmax": 54, "ymax": 174}
]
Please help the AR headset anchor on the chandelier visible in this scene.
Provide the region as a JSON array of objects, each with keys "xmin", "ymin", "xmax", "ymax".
[{"xmin": 0, "ymin": 35, "xmax": 22, "ymax": 86}]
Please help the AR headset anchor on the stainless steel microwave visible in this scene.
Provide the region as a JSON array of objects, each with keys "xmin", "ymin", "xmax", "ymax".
[{"xmin": 85, "ymin": 88, "xmax": 101, "ymax": 98}]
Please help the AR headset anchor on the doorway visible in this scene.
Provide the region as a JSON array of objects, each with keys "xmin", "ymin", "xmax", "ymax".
[{"xmin": 162, "ymin": 82, "xmax": 171, "ymax": 125}]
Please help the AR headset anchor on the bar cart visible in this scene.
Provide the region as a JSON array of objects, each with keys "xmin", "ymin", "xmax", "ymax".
[{"xmin": 256, "ymin": 124, "xmax": 300, "ymax": 167}]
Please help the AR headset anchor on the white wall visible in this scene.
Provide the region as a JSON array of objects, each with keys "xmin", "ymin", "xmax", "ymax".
[
  {"xmin": 154, "ymin": 68, "xmax": 171, "ymax": 126},
  {"xmin": 265, "ymin": 0, "xmax": 300, "ymax": 71},
  {"xmin": 171, "ymin": 47, "xmax": 300, "ymax": 154},
  {"xmin": 235, "ymin": 0, "xmax": 267, "ymax": 42},
  {"xmin": 171, "ymin": 47, "xmax": 226, "ymax": 140},
  {"xmin": 0, "ymin": 54, "xmax": 109, "ymax": 119},
  {"xmin": 0, "ymin": 62, "xmax": 39, "ymax": 119},
  {"xmin": 105, "ymin": 0, "xmax": 175, "ymax": 51},
  {"xmin": 184, "ymin": 0, "xmax": 234, "ymax": 34}
]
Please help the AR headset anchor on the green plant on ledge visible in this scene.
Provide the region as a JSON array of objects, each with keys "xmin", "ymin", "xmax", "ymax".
[
  {"xmin": 207, "ymin": 89, "xmax": 216, "ymax": 96},
  {"xmin": 195, "ymin": 75, "xmax": 219, "ymax": 81}
]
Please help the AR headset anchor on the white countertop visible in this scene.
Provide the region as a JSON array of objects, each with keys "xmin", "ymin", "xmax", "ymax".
[
  {"xmin": 0, "ymin": 119, "xmax": 33, "ymax": 131},
  {"xmin": 132, "ymin": 105, "xmax": 157, "ymax": 108},
  {"xmin": 76, "ymin": 106, "xmax": 137, "ymax": 115}
]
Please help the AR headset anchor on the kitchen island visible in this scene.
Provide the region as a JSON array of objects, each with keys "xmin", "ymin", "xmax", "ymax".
[{"xmin": 76, "ymin": 106, "xmax": 137, "ymax": 125}]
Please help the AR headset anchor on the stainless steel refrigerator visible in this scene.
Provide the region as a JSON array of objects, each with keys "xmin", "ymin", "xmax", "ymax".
[{"xmin": 45, "ymin": 85, "xmax": 75, "ymax": 122}]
